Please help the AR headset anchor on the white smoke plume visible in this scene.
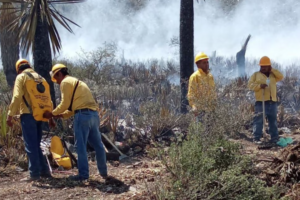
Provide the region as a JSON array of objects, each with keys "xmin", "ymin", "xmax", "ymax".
[{"xmin": 56, "ymin": 0, "xmax": 300, "ymax": 66}]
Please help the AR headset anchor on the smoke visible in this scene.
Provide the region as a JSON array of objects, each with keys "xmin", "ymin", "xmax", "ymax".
[
  {"xmin": 56, "ymin": 0, "xmax": 300, "ymax": 66},
  {"xmin": 57, "ymin": 0, "xmax": 179, "ymax": 62},
  {"xmin": 193, "ymin": 0, "xmax": 300, "ymax": 66}
]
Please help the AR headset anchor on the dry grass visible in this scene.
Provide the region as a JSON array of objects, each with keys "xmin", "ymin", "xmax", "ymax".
[
  {"xmin": 2, "ymin": 43, "xmax": 300, "ymax": 198},
  {"xmin": 0, "ymin": 106, "xmax": 26, "ymax": 169}
]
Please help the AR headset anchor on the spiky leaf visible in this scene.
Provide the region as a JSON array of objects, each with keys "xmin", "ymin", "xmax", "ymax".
[{"xmin": 0, "ymin": 0, "xmax": 85, "ymax": 54}]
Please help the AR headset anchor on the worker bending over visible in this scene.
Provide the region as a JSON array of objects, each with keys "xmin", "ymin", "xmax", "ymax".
[{"xmin": 44, "ymin": 64, "xmax": 107, "ymax": 181}]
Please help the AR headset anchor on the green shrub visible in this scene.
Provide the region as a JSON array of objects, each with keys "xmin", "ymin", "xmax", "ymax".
[{"xmin": 153, "ymin": 122, "xmax": 286, "ymax": 200}]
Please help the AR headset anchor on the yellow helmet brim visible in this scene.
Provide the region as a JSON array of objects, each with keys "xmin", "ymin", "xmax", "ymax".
[{"xmin": 50, "ymin": 70, "xmax": 58, "ymax": 83}]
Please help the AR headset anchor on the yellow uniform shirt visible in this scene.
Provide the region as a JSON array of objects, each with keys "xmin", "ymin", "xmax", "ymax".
[
  {"xmin": 187, "ymin": 68, "xmax": 216, "ymax": 112},
  {"xmin": 52, "ymin": 76, "xmax": 98, "ymax": 119},
  {"xmin": 248, "ymin": 69, "xmax": 283, "ymax": 102},
  {"xmin": 8, "ymin": 69, "xmax": 35, "ymax": 117}
]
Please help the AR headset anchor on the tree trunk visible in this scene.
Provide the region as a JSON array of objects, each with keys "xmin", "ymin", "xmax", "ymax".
[
  {"xmin": 180, "ymin": 0, "xmax": 194, "ymax": 113},
  {"xmin": 0, "ymin": 3, "xmax": 19, "ymax": 88},
  {"xmin": 33, "ymin": 5, "xmax": 56, "ymax": 107},
  {"xmin": 236, "ymin": 34, "xmax": 251, "ymax": 77}
]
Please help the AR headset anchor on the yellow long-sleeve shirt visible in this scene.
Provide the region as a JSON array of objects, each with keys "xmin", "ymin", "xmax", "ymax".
[
  {"xmin": 52, "ymin": 76, "xmax": 98, "ymax": 119},
  {"xmin": 187, "ymin": 68, "xmax": 216, "ymax": 112},
  {"xmin": 8, "ymin": 69, "xmax": 34, "ymax": 117},
  {"xmin": 248, "ymin": 69, "xmax": 283, "ymax": 102}
]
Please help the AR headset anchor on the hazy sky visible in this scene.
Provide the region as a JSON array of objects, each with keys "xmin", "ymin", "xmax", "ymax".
[
  {"xmin": 2, "ymin": 0, "xmax": 298, "ymax": 68},
  {"xmin": 55, "ymin": 0, "xmax": 300, "ymax": 66}
]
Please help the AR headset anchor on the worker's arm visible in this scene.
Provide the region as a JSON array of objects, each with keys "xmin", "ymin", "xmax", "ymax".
[
  {"xmin": 187, "ymin": 75, "xmax": 198, "ymax": 109},
  {"xmin": 271, "ymin": 68, "xmax": 284, "ymax": 82},
  {"xmin": 210, "ymin": 76, "xmax": 217, "ymax": 99},
  {"xmin": 248, "ymin": 73, "xmax": 261, "ymax": 92},
  {"xmin": 210, "ymin": 75, "xmax": 216, "ymax": 90},
  {"xmin": 7, "ymin": 75, "xmax": 25, "ymax": 117},
  {"xmin": 52, "ymin": 82, "xmax": 72, "ymax": 116},
  {"xmin": 47, "ymin": 101, "xmax": 55, "ymax": 128},
  {"xmin": 61, "ymin": 110, "xmax": 74, "ymax": 119}
]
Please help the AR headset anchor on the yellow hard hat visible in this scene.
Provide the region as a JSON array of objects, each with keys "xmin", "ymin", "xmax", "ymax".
[
  {"xmin": 15, "ymin": 59, "xmax": 29, "ymax": 72},
  {"xmin": 195, "ymin": 52, "xmax": 209, "ymax": 63},
  {"xmin": 259, "ymin": 56, "xmax": 271, "ymax": 66},
  {"xmin": 50, "ymin": 64, "xmax": 67, "ymax": 82}
]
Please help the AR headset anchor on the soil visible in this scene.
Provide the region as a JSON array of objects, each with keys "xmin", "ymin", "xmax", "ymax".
[
  {"xmin": 1, "ymin": 132, "xmax": 300, "ymax": 200},
  {"xmin": 230, "ymin": 131, "xmax": 300, "ymax": 199},
  {"xmin": 0, "ymin": 156, "xmax": 162, "ymax": 200}
]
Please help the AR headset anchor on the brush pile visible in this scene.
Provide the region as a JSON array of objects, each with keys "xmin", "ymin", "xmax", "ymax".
[{"xmin": 258, "ymin": 142, "xmax": 300, "ymax": 187}]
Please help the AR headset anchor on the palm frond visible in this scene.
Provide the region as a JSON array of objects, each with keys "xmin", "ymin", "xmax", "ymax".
[
  {"xmin": 0, "ymin": 3, "xmax": 16, "ymax": 30},
  {"xmin": 0, "ymin": 0, "xmax": 85, "ymax": 54}
]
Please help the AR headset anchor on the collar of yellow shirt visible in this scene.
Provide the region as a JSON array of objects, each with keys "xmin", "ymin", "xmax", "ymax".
[{"xmin": 197, "ymin": 68, "xmax": 212, "ymax": 76}]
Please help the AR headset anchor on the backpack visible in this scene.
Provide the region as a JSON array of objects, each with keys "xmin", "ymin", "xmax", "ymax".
[
  {"xmin": 50, "ymin": 136, "xmax": 77, "ymax": 169},
  {"xmin": 23, "ymin": 71, "xmax": 52, "ymax": 122}
]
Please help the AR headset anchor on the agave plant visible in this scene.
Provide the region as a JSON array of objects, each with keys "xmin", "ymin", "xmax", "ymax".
[{"xmin": 0, "ymin": 0, "xmax": 85, "ymax": 106}]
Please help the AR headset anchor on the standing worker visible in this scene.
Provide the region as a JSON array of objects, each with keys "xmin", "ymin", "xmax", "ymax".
[
  {"xmin": 6, "ymin": 59, "xmax": 54, "ymax": 181},
  {"xmin": 248, "ymin": 56, "xmax": 283, "ymax": 144},
  {"xmin": 43, "ymin": 64, "xmax": 108, "ymax": 181},
  {"xmin": 187, "ymin": 52, "xmax": 216, "ymax": 121}
]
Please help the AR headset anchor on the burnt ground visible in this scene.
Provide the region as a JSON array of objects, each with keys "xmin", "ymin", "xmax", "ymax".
[
  {"xmin": 0, "ymin": 156, "xmax": 164, "ymax": 200},
  {"xmin": 231, "ymin": 131, "xmax": 300, "ymax": 199},
  {"xmin": 1, "ymin": 132, "xmax": 300, "ymax": 200}
]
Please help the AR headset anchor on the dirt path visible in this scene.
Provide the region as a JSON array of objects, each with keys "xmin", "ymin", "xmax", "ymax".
[
  {"xmin": 0, "ymin": 156, "xmax": 164, "ymax": 200},
  {"xmin": 231, "ymin": 131, "xmax": 300, "ymax": 158}
]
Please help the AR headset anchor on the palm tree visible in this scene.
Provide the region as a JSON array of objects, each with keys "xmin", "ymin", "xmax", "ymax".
[
  {"xmin": 180, "ymin": 0, "xmax": 194, "ymax": 113},
  {"xmin": 0, "ymin": 3, "xmax": 19, "ymax": 88},
  {"xmin": 0, "ymin": 0, "xmax": 84, "ymax": 107}
]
